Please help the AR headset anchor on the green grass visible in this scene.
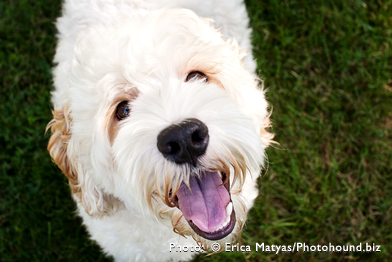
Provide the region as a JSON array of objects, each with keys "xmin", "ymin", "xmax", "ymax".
[{"xmin": 1, "ymin": 0, "xmax": 391, "ymax": 261}]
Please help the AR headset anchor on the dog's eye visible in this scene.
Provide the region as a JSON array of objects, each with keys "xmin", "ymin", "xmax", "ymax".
[
  {"xmin": 185, "ymin": 71, "xmax": 208, "ymax": 82},
  {"xmin": 116, "ymin": 101, "xmax": 130, "ymax": 120}
]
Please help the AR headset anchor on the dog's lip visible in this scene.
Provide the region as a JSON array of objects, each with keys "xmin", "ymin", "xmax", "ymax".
[
  {"xmin": 188, "ymin": 203, "xmax": 236, "ymax": 240},
  {"xmin": 171, "ymin": 171, "xmax": 236, "ymax": 240}
]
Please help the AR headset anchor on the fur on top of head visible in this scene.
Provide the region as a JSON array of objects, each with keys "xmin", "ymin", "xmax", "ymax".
[{"xmin": 47, "ymin": 8, "xmax": 273, "ymax": 248}]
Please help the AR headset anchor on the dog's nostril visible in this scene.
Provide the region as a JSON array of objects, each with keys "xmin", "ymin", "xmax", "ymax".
[
  {"xmin": 157, "ymin": 118, "xmax": 209, "ymax": 166},
  {"xmin": 191, "ymin": 130, "xmax": 204, "ymax": 143},
  {"xmin": 166, "ymin": 141, "xmax": 180, "ymax": 155}
]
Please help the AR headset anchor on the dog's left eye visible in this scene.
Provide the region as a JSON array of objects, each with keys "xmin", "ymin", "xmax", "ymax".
[
  {"xmin": 116, "ymin": 101, "xmax": 130, "ymax": 120},
  {"xmin": 185, "ymin": 71, "xmax": 208, "ymax": 82}
]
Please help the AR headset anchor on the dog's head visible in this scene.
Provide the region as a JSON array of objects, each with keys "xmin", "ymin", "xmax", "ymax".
[{"xmin": 48, "ymin": 9, "xmax": 273, "ymax": 249}]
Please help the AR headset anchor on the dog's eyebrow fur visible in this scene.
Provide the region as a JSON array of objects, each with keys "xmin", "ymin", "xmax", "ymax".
[{"xmin": 105, "ymin": 88, "xmax": 139, "ymax": 144}]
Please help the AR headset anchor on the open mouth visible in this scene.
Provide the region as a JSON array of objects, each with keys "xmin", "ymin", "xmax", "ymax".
[{"xmin": 172, "ymin": 171, "xmax": 236, "ymax": 240}]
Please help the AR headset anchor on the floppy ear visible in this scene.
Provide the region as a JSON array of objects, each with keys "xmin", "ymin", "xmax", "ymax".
[{"xmin": 47, "ymin": 103, "xmax": 119, "ymax": 217}]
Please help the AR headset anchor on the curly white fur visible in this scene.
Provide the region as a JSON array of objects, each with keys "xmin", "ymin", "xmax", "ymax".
[{"xmin": 48, "ymin": 0, "xmax": 273, "ymax": 261}]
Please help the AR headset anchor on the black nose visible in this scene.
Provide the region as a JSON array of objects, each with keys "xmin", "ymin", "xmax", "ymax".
[{"xmin": 157, "ymin": 118, "xmax": 209, "ymax": 166}]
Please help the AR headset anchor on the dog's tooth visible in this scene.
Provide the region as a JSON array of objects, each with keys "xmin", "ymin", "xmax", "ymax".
[
  {"xmin": 219, "ymin": 202, "xmax": 232, "ymax": 229},
  {"xmin": 222, "ymin": 213, "xmax": 230, "ymax": 228},
  {"xmin": 216, "ymin": 217, "xmax": 229, "ymax": 231},
  {"xmin": 212, "ymin": 204, "xmax": 233, "ymax": 232},
  {"xmin": 226, "ymin": 202, "xmax": 233, "ymax": 218}
]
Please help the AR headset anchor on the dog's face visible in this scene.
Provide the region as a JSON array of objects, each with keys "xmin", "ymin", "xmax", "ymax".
[{"xmin": 48, "ymin": 9, "xmax": 273, "ymax": 249}]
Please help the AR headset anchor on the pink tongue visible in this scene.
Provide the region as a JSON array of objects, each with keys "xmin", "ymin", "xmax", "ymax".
[{"xmin": 176, "ymin": 171, "xmax": 230, "ymax": 233}]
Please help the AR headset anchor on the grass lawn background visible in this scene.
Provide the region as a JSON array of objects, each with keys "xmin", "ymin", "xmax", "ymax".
[{"xmin": 1, "ymin": 0, "xmax": 391, "ymax": 261}]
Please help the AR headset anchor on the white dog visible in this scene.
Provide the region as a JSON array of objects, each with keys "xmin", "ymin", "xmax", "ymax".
[{"xmin": 47, "ymin": 0, "xmax": 273, "ymax": 261}]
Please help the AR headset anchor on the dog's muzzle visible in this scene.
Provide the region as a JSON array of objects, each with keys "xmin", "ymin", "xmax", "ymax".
[
  {"xmin": 157, "ymin": 118, "xmax": 236, "ymax": 240},
  {"xmin": 157, "ymin": 118, "xmax": 209, "ymax": 167}
]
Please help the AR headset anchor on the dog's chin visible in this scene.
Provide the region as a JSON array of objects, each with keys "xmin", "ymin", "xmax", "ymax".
[{"xmin": 171, "ymin": 170, "xmax": 237, "ymax": 241}]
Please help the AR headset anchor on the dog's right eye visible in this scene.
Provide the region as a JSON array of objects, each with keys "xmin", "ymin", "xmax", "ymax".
[{"xmin": 116, "ymin": 101, "xmax": 130, "ymax": 120}]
